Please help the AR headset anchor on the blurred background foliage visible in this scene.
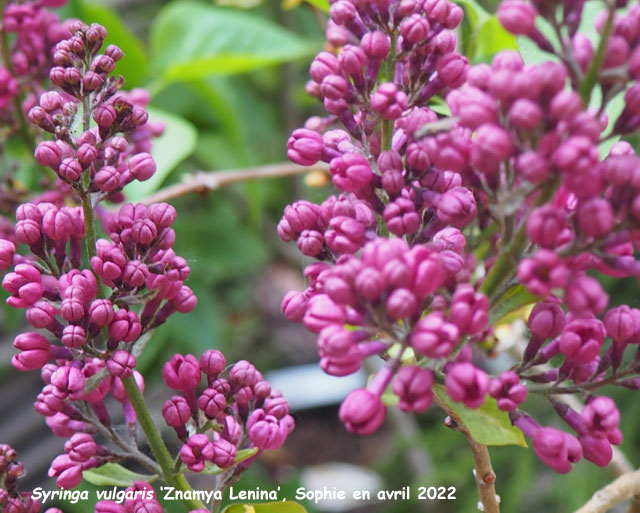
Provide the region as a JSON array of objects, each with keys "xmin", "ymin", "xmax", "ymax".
[{"xmin": 2, "ymin": 0, "xmax": 640, "ymax": 512}]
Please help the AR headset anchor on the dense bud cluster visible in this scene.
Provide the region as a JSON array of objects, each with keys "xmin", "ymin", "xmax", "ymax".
[
  {"xmin": 0, "ymin": 13, "xmax": 292, "ymax": 508},
  {"xmin": 279, "ymin": 0, "xmax": 640, "ymax": 474},
  {"xmin": 161, "ymin": 351, "xmax": 294, "ymax": 474},
  {"xmin": 0, "ymin": 444, "xmax": 40, "ymax": 513}
]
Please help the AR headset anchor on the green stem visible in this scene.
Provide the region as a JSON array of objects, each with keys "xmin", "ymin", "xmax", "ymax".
[
  {"xmin": 122, "ymin": 376, "xmax": 205, "ymax": 511},
  {"xmin": 479, "ymin": 179, "xmax": 559, "ymax": 301},
  {"xmin": 578, "ymin": 1, "xmax": 615, "ymax": 105},
  {"xmin": 380, "ymin": 35, "xmax": 397, "ymax": 152},
  {"xmin": 81, "ymin": 193, "xmax": 98, "ymax": 260}
]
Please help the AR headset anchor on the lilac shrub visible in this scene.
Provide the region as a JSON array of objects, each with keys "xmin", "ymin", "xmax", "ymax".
[
  {"xmin": 279, "ymin": 0, "xmax": 640, "ymax": 481},
  {"xmin": 0, "ymin": 3, "xmax": 293, "ymax": 511}
]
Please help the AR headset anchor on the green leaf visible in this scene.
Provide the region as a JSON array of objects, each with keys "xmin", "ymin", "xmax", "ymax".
[
  {"xmin": 454, "ymin": 0, "xmax": 489, "ymax": 31},
  {"xmin": 83, "ymin": 463, "xmax": 155, "ymax": 487},
  {"xmin": 434, "ymin": 385, "xmax": 528, "ymax": 447},
  {"xmin": 223, "ymin": 502, "xmax": 309, "ymax": 513},
  {"xmin": 71, "ymin": 0, "xmax": 148, "ymax": 87},
  {"xmin": 489, "ymin": 285, "xmax": 539, "ymax": 326},
  {"xmin": 302, "ymin": 0, "xmax": 330, "ymax": 11},
  {"xmin": 123, "ymin": 106, "xmax": 197, "ymax": 201},
  {"xmin": 475, "ymin": 16, "xmax": 518, "ymax": 61},
  {"xmin": 216, "ymin": 0, "xmax": 264, "ymax": 7},
  {"xmin": 149, "ymin": 1, "xmax": 320, "ymax": 86}
]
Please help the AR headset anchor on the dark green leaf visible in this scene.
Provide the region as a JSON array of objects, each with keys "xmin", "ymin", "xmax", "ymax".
[
  {"xmin": 489, "ymin": 285, "xmax": 539, "ymax": 326},
  {"xmin": 434, "ymin": 385, "xmax": 528, "ymax": 447},
  {"xmin": 149, "ymin": 2, "xmax": 320, "ymax": 86},
  {"xmin": 83, "ymin": 463, "xmax": 155, "ymax": 487}
]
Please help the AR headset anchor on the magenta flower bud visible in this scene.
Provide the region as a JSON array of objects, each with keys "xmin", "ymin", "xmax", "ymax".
[
  {"xmin": 325, "ymin": 216, "xmax": 365, "ymax": 254},
  {"xmin": 42, "ymin": 208, "xmax": 74, "ymax": 241},
  {"xmin": 248, "ymin": 410, "xmax": 286, "ymax": 449},
  {"xmin": 197, "ymin": 388, "xmax": 227, "ymax": 419},
  {"xmin": 339, "ymin": 44, "xmax": 366, "ymax": 79},
  {"xmin": 532, "ymin": 427, "xmax": 582, "ymax": 473},
  {"xmin": 401, "ymin": 14, "xmax": 430, "ymax": 44},
  {"xmin": 576, "ymin": 198, "xmax": 614, "ymax": 238},
  {"xmin": 488, "ymin": 371, "xmax": 527, "ymax": 411},
  {"xmin": 26, "ymin": 301, "xmax": 57, "ymax": 330},
  {"xmin": 108, "ymin": 309, "xmax": 142, "ymax": 343},
  {"xmin": 549, "ymin": 90, "xmax": 583, "ymax": 121},
  {"xmin": 51, "ymin": 365, "xmax": 85, "ymax": 400},
  {"xmin": 61, "ymin": 325, "xmax": 85, "ymax": 349},
  {"xmin": 437, "ymin": 186, "xmax": 477, "ymax": 227},
  {"xmin": 95, "ymin": 502, "xmax": 126, "ymax": 513},
  {"xmin": 526, "ymin": 205, "xmax": 568, "ymax": 248},
  {"xmin": 515, "ymin": 151, "xmax": 550, "ymax": 183},
  {"xmin": 131, "ymin": 218, "xmax": 157, "ymax": 246},
  {"xmin": 0, "ymin": 239, "xmax": 15, "ymax": 270},
  {"xmin": 281, "ymin": 290, "xmax": 309, "ymax": 323},
  {"xmin": 361, "ymin": 30, "xmax": 390, "ymax": 59},
  {"xmin": 579, "ymin": 434, "xmax": 613, "ymax": 467},
  {"xmin": 162, "ymin": 396, "xmax": 191, "ymax": 427},
  {"xmin": 304, "ymin": 294, "xmax": 346, "ymax": 333},
  {"xmin": 386, "ymin": 288, "xmax": 419, "ymax": 320},
  {"xmin": 437, "ymin": 53, "xmax": 468, "ymax": 88},
  {"xmin": 318, "ymin": 324, "xmax": 360, "ymax": 357},
  {"xmin": 211, "ymin": 439, "xmax": 236, "ymax": 468},
  {"xmin": 199, "ymin": 349, "xmax": 226, "ymax": 377},
  {"xmin": 287, "ymin": 128, "xmax": 324, "ymax": 166},
  {"xmin": 106, "ymin": 350, "xmax": 136, "ymax": 378},
  {"xmin": 15, "ymin": 218, "xmax": 40, "ymax": 245},
  {"xmin": 508, "ymin": 99, "xmax": 543, "ymax": 130},
  {"xmin": 371, "ymin": 83, "xmax": 408, "ymax": 119},
  {"xmin": 229, "ymin": 359, "xmax": 258, "ymax": 386},
  {"xmin": 3, "ymin": 264, "xmax": 43, "ymax": 308},
  {"xmin": 12, "ymin": 332, "xmax": 50, "ymax": 371},
  {"xmin": 284, "ymin": 200, "xmax": 320, "ymax": 232},
  {"xmin": 48, "ymin": 455, "xmax": 84, "ymax": 489},
  {"xmin": 310, "ymin": 52, "xmax": 340, "ymax": 83},
  {"xmin": 471, "ymin": 124, "xmax": 513, "ymax": 174},
  {"xmin": 57, "ymin": 158, "xmax": 83, "ymax": 182},
  {"xmin": 383, "ymin": 197, "xmax": 419, "ymax": 236},
  {"xmin": 180, "ymin": 434, "xmax": 214, "ymax": 472},
  {"xmin": 565, "ymin": 275, "xmax": 608, "ymax": 315},
  {"xmin": 450, "ymin": 284, "xmax": 489, "ymax": 335},
  {"xmin": 35, "ymin": 141, "xmax": 63, "ymax": 168},
  {"xmin": 163, "ymin": 354, "xmax": 201, "ymax": 391},
  {"xmin": 498, "ymin": 0, "xmax": 537, "ymax": 35},
  {"xmin": 410, "ymin": 312, "xmax": 460, "ymax": 358},
  {"xmin": 338, "ymin": 388, "xmax": 386, "ymax": 435},
  {"xmin": 445, "ymin": 363, "xmax": 489, "ymax": 409},
  {"xmin": 392, "ymin": 366, "xmax": 435, "ymax": 413},
  {"xmin": 528, "ymin": 300, "xmax": 565, "ymax": 340},
  {"xmin": 330, "ymin": 153, "xmax": 374, "ymax": 192},
  {"xmin": 582, "ymin": 396, "xmax": 620, "ymax": 439},
  {"xmin": 423, "ymin": 0, "xmax": 451, "ymax": 23},
  {"xmin": 518, "ymin": 249, "xmax": 569, "ymax": 297},
  {"xmin": 122, "ymin": 260, "xmax": 148, "ymax": 288},
  {"xmin": 93, "ymin": 104, "xmax": 117, "ymax": 128},
  {"xmin": 128, "ymin": 153, "xmax": 156, "ymax": 182},
  {"xmin": 604, "ymin": 305, "xmax": 637, "ymax": 346},
  {"xmin": 321, "ymin": 74, "xmax": 350, "ymax": 100},
  {"xmin": 95, "ymin": 166, "xmax": 120, "ymax": 193},
  {"xmin": 559, "ymin": 317, "xmax": 606, "ymax": 364},
  {"xmin": 297, "ymin": 229, "xmax": 324, "ymax": 257},
  {"xmin": 89, "ymin": 299, "xmax": 115, "ymax": 328},
  {"xmin": 65, "ymin": 434, "xmax": 98, "ymax": 462}
]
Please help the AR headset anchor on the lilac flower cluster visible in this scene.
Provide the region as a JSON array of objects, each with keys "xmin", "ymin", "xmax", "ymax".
[
  {"xmin": 279, "ymin": 0, "xmax": 640, "ymax": 474},
  {"xmin": 161, "ymin": 351, "xmax": 294, "ymax": 473},
  {"xmin": 0, "ymin": 17, "xmax": 294, "ymax": 509}
]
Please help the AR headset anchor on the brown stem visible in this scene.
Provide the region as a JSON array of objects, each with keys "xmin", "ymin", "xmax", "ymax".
[
  {"xmin": 433, "ymin": 394, "xmax": 500, "ymax": 513},
  {"xmin": 131, "ymin": 162, "xmax": 329, "ymax": 206},
  {"xmin": 574, "ymin": 469, "xmax": 640, "ymax": 513}
]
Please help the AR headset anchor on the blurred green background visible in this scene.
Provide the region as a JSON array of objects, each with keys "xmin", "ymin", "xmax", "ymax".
[{"xmin": 1, "ymin": 0, "xmax": 639, "ymax": 512}]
